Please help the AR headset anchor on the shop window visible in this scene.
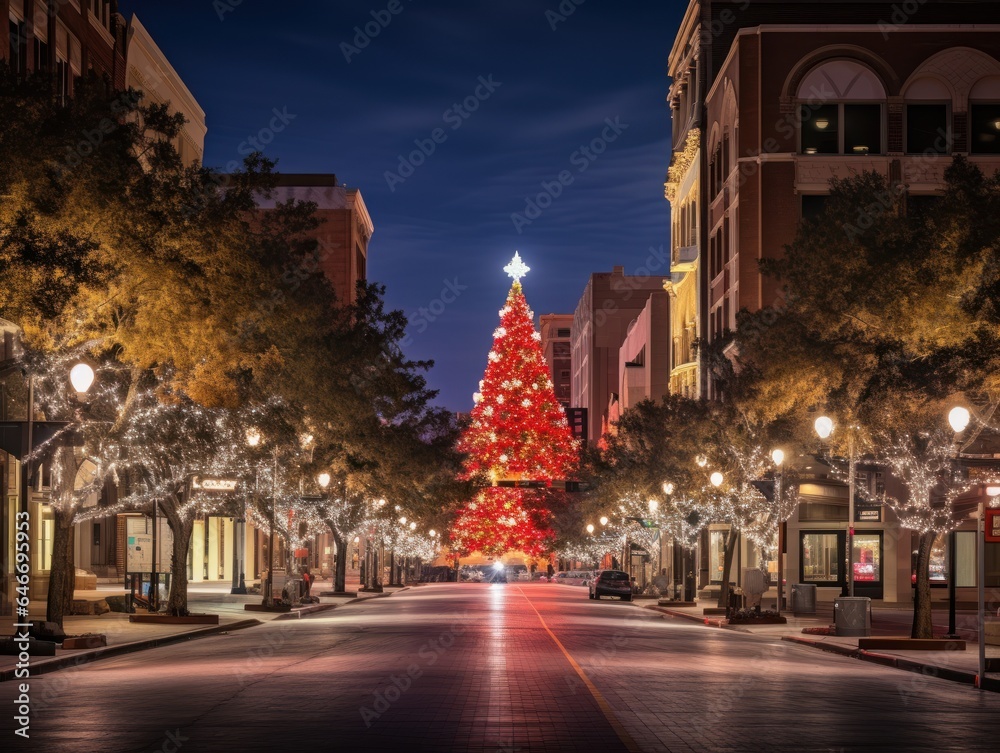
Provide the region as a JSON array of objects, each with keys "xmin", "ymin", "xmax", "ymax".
[
  {"xmin": 852, "ymin": 532, "xmax": 881, "ymax": 583},
  {"xmin": 970, "ymin": 103, "xmax": 1000, "ymax": 155},
  {"xmin": 801, "ymin": 531, "xmax": 843, "ymax": 584},
  {"xmin": 709, "ymin": 529, "xmax": 728, "ymax": 583},
  {"xmin": 906, "ymin": 104, "xmax": 949, "ymax": 154}
]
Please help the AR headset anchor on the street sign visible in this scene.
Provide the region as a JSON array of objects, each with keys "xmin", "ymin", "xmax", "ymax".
[
  {"xmin": 191, "ymin": 476, "xmax": 239, "ymax": 492},
  {"xmin": 986, "ymin": 509, "xmax": 1000, "ymax": 543}
]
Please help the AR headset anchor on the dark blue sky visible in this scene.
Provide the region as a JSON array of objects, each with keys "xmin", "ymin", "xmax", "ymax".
[{"xmin": 121, "ymin": 0, "xmax": 685, "ymax": 410}]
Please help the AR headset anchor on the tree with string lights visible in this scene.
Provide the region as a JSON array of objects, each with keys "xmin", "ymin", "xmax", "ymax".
[{"xmin": 450, "ymin": 253, "xmax": 579, "ymax": 560}]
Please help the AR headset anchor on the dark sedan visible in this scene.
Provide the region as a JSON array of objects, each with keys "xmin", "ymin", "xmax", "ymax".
[{"xmin": 589, "ymin": 569, "xmax": 632, "ymax": 601}]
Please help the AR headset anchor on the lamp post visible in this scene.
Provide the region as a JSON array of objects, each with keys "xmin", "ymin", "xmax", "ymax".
[
  {"xmin": 771, "ymin": 448, "xmax": 785, "ymax": 615},
  {"xmin": 815, "ymin": 415, "xmax": 856, "ymax": 597},
  {"xmin": 945, "ymin": 406, "xmax": 971, "ymax": 638}
]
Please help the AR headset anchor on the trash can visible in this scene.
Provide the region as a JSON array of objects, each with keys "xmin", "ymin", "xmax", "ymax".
[
  {"xmin": 834, "ymin": 597, "xmax": 871, "ymax": 637},
  {"xmin": 790, "ymin": 583, "xmax": 817, "ymax": 615}
]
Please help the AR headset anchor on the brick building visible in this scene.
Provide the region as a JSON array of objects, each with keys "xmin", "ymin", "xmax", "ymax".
[
  {"xmin": 255, "ymin": 174, "xmax": 373, "ymax": 306},
  {"xmin": 665, "ymin": 0, "xmax": 1000, "ymax": 604},
  {"xmin": 538, "ymin": 314, "xmax": 573, "ymax": 410},
  {"xmin": 571, "ymin": 267, "xmax": 666, "ymax": 444},
  {"xmin": 5, "ymin": 0, "xmax": 126, "ymax": 91}
]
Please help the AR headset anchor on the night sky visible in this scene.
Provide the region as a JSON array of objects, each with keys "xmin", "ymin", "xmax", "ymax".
[{"xmin": 120, "ymin": 0, "xmax": 685, "ymax": 410}]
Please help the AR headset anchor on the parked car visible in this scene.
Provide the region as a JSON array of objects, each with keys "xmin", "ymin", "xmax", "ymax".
[{"xmin": 589, "ymin": 570, "xmax": 632, "ymax": 601}]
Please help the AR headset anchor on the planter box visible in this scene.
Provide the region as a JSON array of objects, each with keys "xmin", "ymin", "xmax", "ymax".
[
  {"xmin": 129, "ymin": 614, "xmax": 220, "ymax": 625},
  {"xmin": 62, "ymin": 635, "xmax": 107, "ymax": 649}
]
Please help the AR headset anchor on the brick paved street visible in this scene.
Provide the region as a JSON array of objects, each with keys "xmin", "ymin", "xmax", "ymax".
[{"xmin": 4, "ymin": 583, "xmax": 999, "ymax": 752}]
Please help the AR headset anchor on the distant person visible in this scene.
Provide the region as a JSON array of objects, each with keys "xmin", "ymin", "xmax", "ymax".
[
  {"xmin": 301, "ymin": 567, "xmax": 313, "ymax": 598},
  {"xmin": 547, "ymin": 563, "xmax": 555, "ymax": 578}
]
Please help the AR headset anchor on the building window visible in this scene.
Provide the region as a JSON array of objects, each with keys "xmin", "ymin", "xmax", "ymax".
[
  {"xmin": 970, "ymin": 103, "xmax": 1000, "ymax": 155},
  {"xmin": 556, "ymin": 329, "xmax": 571, "ymax": 339},
  {"xmin": 801, "ymin": 195, "xmax": 829, "ymax": 222},
  {"xmin": 906, "ymin": 104, "xmax": 949, "ymax": 154},
  {"xmin": 852, "ymin": 532, "xmax": 881, "ymax": 583},
  {"xmin": 709, "ymin": 529, "xmax": 728, "ymax": 584},
  {"xmin": 800, "ymin": 104, "xmax": 882, "ymax": 155},
  {"xmin": 801, "ymin": 531, "xmax": 843, "ymax": 584},
  {"xmin": 91, "ymin": 0, "xmax": 111, "ymax": 29}
]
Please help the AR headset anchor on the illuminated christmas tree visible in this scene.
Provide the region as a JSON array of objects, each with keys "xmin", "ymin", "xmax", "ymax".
[{"xmin": 450, "ymin": 253, "xmax": 578, "ymax": 558}]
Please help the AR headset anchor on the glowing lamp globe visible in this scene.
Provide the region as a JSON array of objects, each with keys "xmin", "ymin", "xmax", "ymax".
[
  {"xmin": 399, "ymin": 516, "xmax": 407, "ymax": 524},
  {"xmin": 586, "ymin": 524, "xmax": 594, "ymax": 534},
  {"xmin": 987, "ymin": 486, "xmax": 1000, "ymax": 498},
  {"xmin": 710, "ymin": 471, "xmax": 724, "ymax": 487},
  {"xmin": 429, "ymin": 529, "xmax": 436, "ymax": 538},
  {"xmin": 246, "ymin": 429, "xmax": 262, "ymax": 447},
  {"xmin": 599, "ymin": 516, "xmax": 609, "ymax": 526},
  {"xmin": 814, "ymin": 416, "xmax": 834, "ymax": 440},
  {"xmin": 662, "ymin": 482, "xmax": 674, "ymax": 495},
  {"xmin": 771, "ymin": 449, "xmax": 785, "ymax": 467},
  {"xmin": 949, "ymin": 406, "xmax": 971, "ymax": 434},
  {"xmin": 648, "ymin": 499, "xmax": 659, "ymax": 513},
  {"xmin": 317, "ymin": 472, "xmax": 331, "ymax": 489},
  {"xmin": 70, "ymin": 363, "xmax": 95, "ymax": 394}
]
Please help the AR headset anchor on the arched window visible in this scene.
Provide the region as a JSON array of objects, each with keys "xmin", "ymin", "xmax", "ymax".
[
  {"xmin": 798, "ymin": 60, "xmax": 886, "ymax": 156},
  {"xmin": 903, "ymin": 77, "xmax": 952, "ymax": 155},
  {"xmin": 970, "ymin": 76, "xmax": 1000, "ymax": 155}
]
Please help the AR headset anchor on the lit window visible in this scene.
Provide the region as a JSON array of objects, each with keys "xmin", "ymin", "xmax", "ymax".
[
  {"xmin": 801, "ymin": 531, "xmax": 842, "ymax": 583},
  {"xmin": 798, "ymin": 60, "xmax": 885, "ymax": 156}
]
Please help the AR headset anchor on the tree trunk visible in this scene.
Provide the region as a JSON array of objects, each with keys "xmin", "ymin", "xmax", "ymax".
[
  {"xmin": 45, "ymin": 505, "xmax": 76, "ymax": 627},
  {"xmin": 329, "ymin": 524, "xmax": 348, "ymax": 593},
  {"xmin": 716, "ymin": 528, "xmax": 739, "ymax": 609},
  {"xmin": 163, "ymin": 506, "xmax": 194, "ymax": 617},
  {"xmin": 911, "ymin": 530, "xmax": 936, "ymax": 639}
]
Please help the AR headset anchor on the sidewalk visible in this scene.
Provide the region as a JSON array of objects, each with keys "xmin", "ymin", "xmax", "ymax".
[
  {"xmin": 643, "ymin": 597, "xmax": 1000, "ymax": 691},
  {"xmin": 0, "ymin": 577, "xmax": 407, "ymax": 681}
]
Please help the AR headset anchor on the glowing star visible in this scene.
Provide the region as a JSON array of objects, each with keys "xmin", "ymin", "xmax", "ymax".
[{"xmin": 504, "ymin": 252, "xmax": 530, "ymax": 282}]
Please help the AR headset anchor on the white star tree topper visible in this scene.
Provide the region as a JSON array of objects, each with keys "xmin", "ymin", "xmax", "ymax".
[{"xmin": 504, "ymin": 252, "xmax": 530, "ymax": 283}]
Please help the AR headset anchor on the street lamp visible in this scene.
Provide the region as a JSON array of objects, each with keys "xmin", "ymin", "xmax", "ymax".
[
  {"xmin": 599, "ymin": 516, "xmax": 609, "ymax": 526},
  {"xmin": 815, "ymin": 415, "xmax": 856, "ymax": 597},
  {"xmin": 586, "ymin": 523, "xmax": 594, "ymax": 534},
  {"xmin": 69, "ymin": 362, "xmax": 95, "ymax": 396},
  {"xmin": 949, "ymin": 406, "xmax": 971, "ymax": 434},
  {"xmin": 710, "ymin": 471, "xmax": 724, "ymax": 487},
  {"xmin": 771, "ymin": 448, "xmax": 785, "ymax": 615}
]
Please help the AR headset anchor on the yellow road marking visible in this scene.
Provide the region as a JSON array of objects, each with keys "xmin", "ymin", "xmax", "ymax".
[{"xmin": 517, "ymin": 587, "xmax": 642, "ymax": 753}]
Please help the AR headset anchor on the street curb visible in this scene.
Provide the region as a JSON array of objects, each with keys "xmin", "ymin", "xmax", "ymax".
[
  {"xmin": 0, "ymin": 618, "xmax": 262, "ymax": 683},
  {"xmin": 781, "ymin": 635, "xmax": 1000, "ymax": 693},
  {"xmin": 644, "ymin": 605, "xmax": 753, "ymax": 634}
]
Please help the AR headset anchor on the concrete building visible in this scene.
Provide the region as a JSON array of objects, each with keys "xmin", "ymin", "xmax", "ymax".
[
  {"xmin": 665, "ymin": 0, "xmax": 1000, "ymax": 605},
  {"xmin": 538, "ymin": 314, "xmax": 573, "ymax": 409},
  {"xmin": 612, "ymin": 291, "xmax": 671, "ymax": 423},
  {"xmin": 571, "ymin": 267, "xmax": 666, "ymax": 444},
  {"xmin": 255, "ymin": 174, "xmax": 373, "ymax": 306},
  {"xmin": 125, "ymin": 14, "xmax": 206, "ymax": 166}
]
